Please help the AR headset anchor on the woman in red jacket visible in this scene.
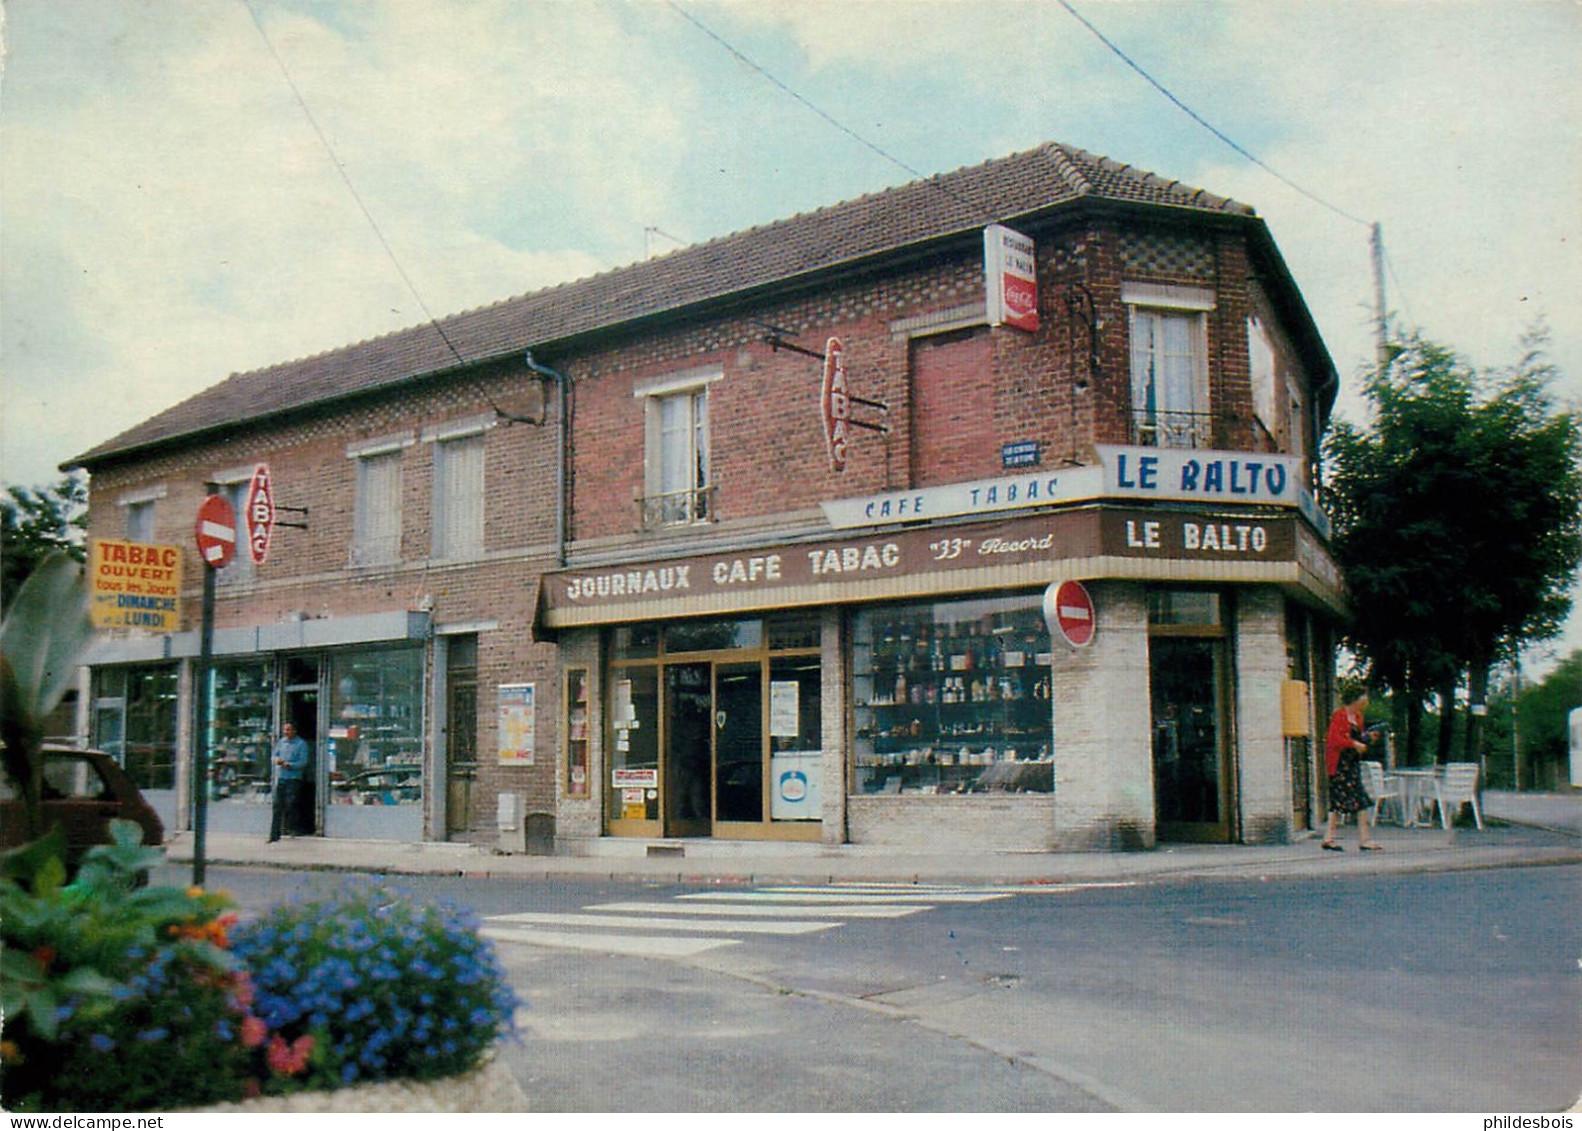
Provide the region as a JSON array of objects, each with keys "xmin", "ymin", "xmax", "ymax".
[{"xmin": 1322, "ymin": 683, "xmax": 1381, "ymax": 852}]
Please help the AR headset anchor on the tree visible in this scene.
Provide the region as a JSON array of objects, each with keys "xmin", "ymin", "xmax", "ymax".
[
  {"xmin": 1, "ymin": 475, "xmax": 86, "ymax": 614},
  {"xmin": 1324, "ymin": 329, "xmax": 1582, "ymax": 766},
  {"xmin": 1516, "ymin": 652, "xmax": 1582, "ymax": 789}
]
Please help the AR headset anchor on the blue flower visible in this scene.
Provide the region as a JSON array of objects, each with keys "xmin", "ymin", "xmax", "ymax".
[
  {"xmin": 89, "ymin": 1033, "xmax": 115, "ymax": 1052},
  {"xmin": 136, "ymin": 1027, "xmax": 169, "ymax": 1042}
]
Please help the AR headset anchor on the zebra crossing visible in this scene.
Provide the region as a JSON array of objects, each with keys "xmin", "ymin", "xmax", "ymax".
[{"xmin": 480, "ymin": 881, "xmax": 1030, "ymax": 959}]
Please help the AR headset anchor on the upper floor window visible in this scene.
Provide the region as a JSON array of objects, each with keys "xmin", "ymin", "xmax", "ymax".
[
  {"xmin": 432, "ymin": 431, "xmax": 484, "ymax": 560},
  {"xmin": 1126, "ymin": 284, "xmax": 1213, "ymax": 449},
  {"xmin": 126, "ymin": 500, "xmax": 156, "ymax": 543},
  {"xmin": 117, "ymin": 485, "xmax": 164, "ymax": 545},
  {"xmin": 352, "ymin": 448, "xmax": 403, "ymax": 566},
  {"xmin": 215, "ymin": 476, "xmax": 256, "ymax": 585},
  {"xmin": 638, "ymin": 367, "xmax": 719, "ymax": 528}
]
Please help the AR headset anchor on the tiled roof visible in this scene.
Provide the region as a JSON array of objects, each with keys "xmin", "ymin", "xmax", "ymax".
[{"xmin": 68, "ymin": 142, "xmax": 1257, "ymax": 469}]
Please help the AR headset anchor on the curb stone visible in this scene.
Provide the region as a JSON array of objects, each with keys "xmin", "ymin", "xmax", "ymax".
[{"xmin": 182, "ymin": 1051, "xmax": 527, "ymax": 1113}]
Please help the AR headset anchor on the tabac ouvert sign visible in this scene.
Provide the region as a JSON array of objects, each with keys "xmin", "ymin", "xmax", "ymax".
[{"xmin": 90, "ymin": 540, "xmax": 182, "ymax": 632}]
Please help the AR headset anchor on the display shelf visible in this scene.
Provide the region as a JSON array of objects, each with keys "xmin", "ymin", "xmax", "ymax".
[
  {"xmin": 207, "ymin": 663, "xmax": 274, "ymax": 801},
  {"xmin": 853, "ymin": 610, "xmax": 1053, "ymax": 794}
]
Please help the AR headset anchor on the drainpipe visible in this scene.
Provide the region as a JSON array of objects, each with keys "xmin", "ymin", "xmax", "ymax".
[{"xmin": 524, "ymin": 350, "xmax": 569, "ymax": 568}]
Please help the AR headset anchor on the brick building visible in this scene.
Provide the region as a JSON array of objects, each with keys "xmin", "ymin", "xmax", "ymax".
[{"xmin": 69, "ymin": 142, "xmax": 1345, "ymax": 852}]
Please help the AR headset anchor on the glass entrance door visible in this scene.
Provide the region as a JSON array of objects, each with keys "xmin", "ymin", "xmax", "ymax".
[
  {"xmin": 1150, "ymin": 636, "xmax": 1230, "ymax": 842},
  {"xmin": 713, "ymin": 662, "xmax": 764, "ymax": 830},
  {"xmin": 664, "ymin": 664, "xmax": 712, "ymax": 836},
  {"xmin": 604, "ymin": 613, "xmax": 822, "ymax": 841}
]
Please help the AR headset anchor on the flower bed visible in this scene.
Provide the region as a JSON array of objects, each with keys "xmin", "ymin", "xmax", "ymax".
[{"xmin": 1, "ymin": 821, "xmax": 518, "ymax": 1112}]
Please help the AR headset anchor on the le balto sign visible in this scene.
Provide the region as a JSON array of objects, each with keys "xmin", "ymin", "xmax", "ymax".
[{"xmin": 542, "ymin": 507, "xmax": 1297, "ymax": 620}]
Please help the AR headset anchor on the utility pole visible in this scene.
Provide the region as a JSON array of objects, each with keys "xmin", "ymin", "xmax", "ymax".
[{"xmin": 1371, "ymin": 221, "xmax": 1389, "ymax": 379}]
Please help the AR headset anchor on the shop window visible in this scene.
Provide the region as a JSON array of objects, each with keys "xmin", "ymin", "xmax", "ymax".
[
  {"xmin": 207, "ymin": 661, "xmax": 275, "ymax": 804},
  {"xmin": 769, "ymin": 655, "xmax": 823, "ymax": 821},
  {"xmin": 352, "ymin": 449, "xmax": 402, "ymax": 566},
  {"xmin": 643, "ymin": 386, "xmax": 711, "ymax": 527},
  {"xmin": 852, "ymin": 594, "xmax": 1053, "ymax": 795},
  {"xmin": 564, "ymin": 668, "xmax": 591, "ymax": 798},
  {"xmin": 328, "ymin": 649, "xmax": 424, "ymax": 808},
  {"xmin": 1147, "ymin": 589, "xmax": 1224, "ymax": 630},
  {"xmin": 663, "ymin": 617, "xmax": 761, "ymax": 654},
  {"xmin": 433, "ymin": 432, "xmax": 484, "ymax": 560},
  {"xmin": 91, "ymin": 665, "xmax": 178, "ymax": 791},
  {"xmin": 611, "ymin": 624, "xmax": 660, "ymax": 661},
  {"xmin": 766, "ymin": 610, "xmax": 822, "ymax": 652},
  {"xmin": 607, "ymin": 666, "xmax": 661, "ymax": 824},
  {"xmin": 1127, "ymin": 285, "xmax": 1213, "ymax": 449}
]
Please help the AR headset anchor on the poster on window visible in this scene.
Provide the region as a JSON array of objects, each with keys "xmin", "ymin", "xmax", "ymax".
[
  {"xmin": 770, "ymin": 680, "xmax": 801, "ymax": 739},
  {"xmin": 497, "ymin": 683, "xmax": 535, "ymax": 765}
]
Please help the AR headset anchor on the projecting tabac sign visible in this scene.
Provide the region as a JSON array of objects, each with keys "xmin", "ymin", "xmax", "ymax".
[
  {"xmin": 90, "ymin": 540, "xmax": 182, "ymax": 632},
  {"xmin": 984, "ymin": 224, "xmax": 1039, "ymax": 332},
  {"xmin": 821, "ymin": 336, "xmax": 850, "ymax": 472}
]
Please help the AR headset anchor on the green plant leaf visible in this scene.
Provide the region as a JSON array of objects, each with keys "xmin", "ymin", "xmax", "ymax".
[
  {"xmin": 0, "ymin": 550, "xmax": 93, "ymax": 718},
  {"xmin": 0, "ymin": 826, "xmax": 69, "ymax": 889}
]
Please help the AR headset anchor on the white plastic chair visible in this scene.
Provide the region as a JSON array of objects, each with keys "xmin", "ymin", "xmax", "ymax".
[
  {"xmin": 1359, "ymin": 760, "xmax": 1404, "ymax": 826},
  {"xmin": 1430, "ymin": 762, "xmax": 1484, "ymax": 829}
]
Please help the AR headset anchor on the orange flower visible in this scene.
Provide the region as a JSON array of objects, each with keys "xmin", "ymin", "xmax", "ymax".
[
  {"xmin": 240, "ymin": 1015, "xmax": 267, "ymax": 1049},
  {"xmin": 0, "ymin": 1040, "xmax": 21, "ymax": 1064},
  {"xmin": 265, "ymin": 1034, "xmax": 314, "ymax": 1076}
]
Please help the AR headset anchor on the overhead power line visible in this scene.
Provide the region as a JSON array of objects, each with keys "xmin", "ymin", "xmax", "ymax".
[
  {"xmin": 1057, "ymin": 0, "xmax": 1370, "ymax": 229},
  {"xmin": 243, "ymin": 1, "xmax": 547, "ymax": 423},
  {"xmin": 243, "ymin": 0, "xmax": 471, "ymax": 371},
  {"xmin": 664, "ymin": 1, "xmax": 971, "ymax": 209}
]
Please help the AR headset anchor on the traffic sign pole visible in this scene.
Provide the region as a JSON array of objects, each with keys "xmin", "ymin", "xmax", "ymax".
[
  {"xmin": 192, "ymin": 554, "xmax": 216, "ymax": 888},
  {"xmin": 190, "ymin": 490, "xmax": 236, "ymax": 888}
]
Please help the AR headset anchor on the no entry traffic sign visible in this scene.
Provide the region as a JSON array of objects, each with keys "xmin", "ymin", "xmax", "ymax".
[
  {"xmin": 195, "ymin": 494, "xmax": 237, "ymax": 569},
  {"xmin": 1045, "ymin": 579, "xmax": 1096, "ymax": 648}
]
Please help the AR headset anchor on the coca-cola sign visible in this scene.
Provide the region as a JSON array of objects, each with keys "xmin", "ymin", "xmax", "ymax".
[{"xmin": 985, "ymin": 224, "xmax": 1039, "ymax": 333}]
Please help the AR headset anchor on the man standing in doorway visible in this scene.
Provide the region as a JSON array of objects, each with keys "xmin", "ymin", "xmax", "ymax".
[{"xmin": 268, "ymin": 722, "xmax": 310, "ymax": 842}]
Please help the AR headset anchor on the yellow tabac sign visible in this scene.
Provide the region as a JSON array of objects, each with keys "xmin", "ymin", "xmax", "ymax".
[{"xmin": 90, "ymin": 540, "xmax": 182, "ymax": 632}]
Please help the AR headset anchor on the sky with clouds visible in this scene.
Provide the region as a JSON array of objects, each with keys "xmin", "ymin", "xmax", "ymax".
[{"xmin": 2, "ymin": 0, "xmax": 1578, "ymax": 666}]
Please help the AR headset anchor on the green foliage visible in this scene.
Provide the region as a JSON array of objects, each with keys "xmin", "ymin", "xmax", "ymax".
[
  {"xmin": 1516, "ymin": 651, "xmax": 1582, "ymax": 787},
  {"xmin": 0, "ymin": 821, "xmax": 256, "ymax": 1112},
  {"xmin": 1, "ymin": 476, "xmax": 86, "ymax": 615},
  {"xmin": 1324, "ymin": 329, "xmax": 1582, "ymax": 758},
  {"xmin": 1, "ymin": 833, "xmax": 518, "ymax": 1111},
  {"xmin": 231, "ymin": 881, "xmax": 519, "ymax": 1092}
]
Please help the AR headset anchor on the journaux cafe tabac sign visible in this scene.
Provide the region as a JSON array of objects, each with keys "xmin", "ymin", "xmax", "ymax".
[{"xmin": 90, "ymin": 540, "xmax": 182, "ymax": 632}]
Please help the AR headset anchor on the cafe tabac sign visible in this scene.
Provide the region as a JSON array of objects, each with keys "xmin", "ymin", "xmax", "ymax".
[{"xmin": 539, "ymin": 507, "xmax": 1303, "ymax": 629}]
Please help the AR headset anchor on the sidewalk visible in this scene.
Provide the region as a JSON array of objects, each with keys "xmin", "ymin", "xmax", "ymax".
[{"xmin": 163, "ymin": 791, "xmax": 1582, "ymax": 887}]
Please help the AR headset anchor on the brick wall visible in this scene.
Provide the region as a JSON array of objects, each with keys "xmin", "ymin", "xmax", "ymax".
[
  {"xmin": 1051, "ymin": 581, "xmax": 1155, "ymax": 850},
  {"xmin": 1234, "ymin": 587, "xmax": 1292, "ymax": 844}
]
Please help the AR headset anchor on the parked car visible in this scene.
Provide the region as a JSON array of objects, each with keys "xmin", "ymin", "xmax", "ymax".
[
  {"xmin": 0, "ymin": 745, "xmax": 165, "ymax": 868},
  {"xmin": 331, "ymin": 765, "xmax": 422, "ymax": 805}
]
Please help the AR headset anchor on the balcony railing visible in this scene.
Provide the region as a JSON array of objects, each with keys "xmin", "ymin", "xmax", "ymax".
[
  {"xmin": 1131, "ymin": 410, "xmax": 1215, "ymax": 449},
  {"xmin": 639, "ymin": 483, "xmax": 716, "ymax": 529}
]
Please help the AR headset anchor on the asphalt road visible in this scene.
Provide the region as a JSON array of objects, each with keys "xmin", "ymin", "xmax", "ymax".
[{"xmin": 161, "ymin": 863, "xmax": 1582, "ymax": 1112}]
